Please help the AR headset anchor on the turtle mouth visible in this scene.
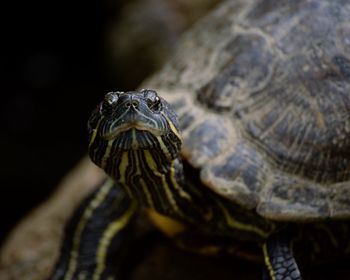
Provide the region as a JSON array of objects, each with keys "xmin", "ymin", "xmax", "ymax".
[{"xmin": 103, "ymin": 121, "xmax": 166, "ymax": 140}]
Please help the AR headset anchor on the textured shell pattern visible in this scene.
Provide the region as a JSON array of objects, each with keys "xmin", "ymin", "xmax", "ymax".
[{"xmin": 144, "ymin": 0, "xmax": 350, "ymax": 221}]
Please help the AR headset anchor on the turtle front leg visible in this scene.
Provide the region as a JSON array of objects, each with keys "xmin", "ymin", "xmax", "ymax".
[
  {"xmin": 262, "ymin": 234, "xmax": 302, "ymax": 280},
  {"xmin": 50, "ymin": 179, "xmax": 138, "ymax": 280}
]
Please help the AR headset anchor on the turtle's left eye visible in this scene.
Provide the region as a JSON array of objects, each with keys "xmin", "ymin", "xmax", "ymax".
[
  {"xmin": 142, "ymin": 89, "xmax": 162, "ymax": 111},
  {"xmin": 147, "ymin": 95, "xmax": 162, "ymax": 112}
]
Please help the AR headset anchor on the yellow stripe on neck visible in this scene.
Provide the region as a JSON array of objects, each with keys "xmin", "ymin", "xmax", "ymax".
[
  {"xmin": 64, "ymin": 180, "xmax": 114, "ymax": 280},
  {"xmin": 93, "ymin": 201, "xmax": 137, "ymax": 280},
  {"xmin": 146, "ymin": 209, "xmax": 186, "ymax": 237},
  {"xmin": 262, "ymin": 243, "xmax": 276, "ymax": 280}
]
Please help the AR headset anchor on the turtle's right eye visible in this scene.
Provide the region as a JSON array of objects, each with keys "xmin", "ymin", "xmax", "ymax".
[{"xmin": 101, "ymin": 92, "xmax": 120, "ymax": 115}]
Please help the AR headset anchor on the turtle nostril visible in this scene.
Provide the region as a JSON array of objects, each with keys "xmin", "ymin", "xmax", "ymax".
[
  {"xmin": 125, "ymin": 102, "xmax": 131, "ymax": 108},
  {"xmin": 131, "ymin": 100, "xmax": 139, "ymax": 108}
]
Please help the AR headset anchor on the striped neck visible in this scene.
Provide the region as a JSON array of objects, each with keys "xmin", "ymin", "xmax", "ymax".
[
  {"xmin": 88, "ymin": 126, "xmax": 192, "ymax": 219},
  {"xmin": 108, "ymin": 145, "xmax": 195, "ymax": 220}
]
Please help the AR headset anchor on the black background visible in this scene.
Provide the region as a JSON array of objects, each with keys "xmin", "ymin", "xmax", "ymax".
[{"xmin": 0, "ymin": 0, "xmax": 147, "ymax": 243}]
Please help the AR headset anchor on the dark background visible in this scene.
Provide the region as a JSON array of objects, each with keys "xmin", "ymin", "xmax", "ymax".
[
  {"xmin": 0, "ymin": 0, "xmax": 137, "ymax": 243},
  {"xmin": 0, "ymin": 0, "xmax": 216, "ymax": 245}
]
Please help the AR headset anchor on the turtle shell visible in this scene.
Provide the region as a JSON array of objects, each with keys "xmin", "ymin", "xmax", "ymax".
[{"xmin": 144, "ymin": 0, "xmax": 350, "ymax": 221}]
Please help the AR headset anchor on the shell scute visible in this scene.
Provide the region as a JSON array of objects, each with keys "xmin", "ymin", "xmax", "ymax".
[
  {"xmin": 182, "ymin": 116, "xmax": 234, "ymax": 168},
  {"xmin": 197, "ymin": 32, "xmax": 275, "ymax": 112},
  {"xmin": 200, "ymin": 142, "xmax": 268, "ymax": 209},
  {"xmin": 235, "ymin": 49, "xmax": 350, "ymax": 183},
  {"xmin": 257, "ymin": 173, "xmax": 330, "ymax": 221}
]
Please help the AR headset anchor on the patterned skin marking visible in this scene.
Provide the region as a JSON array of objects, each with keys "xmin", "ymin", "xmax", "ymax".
[
  {"xmin": 263, "ymin": 243, "xmax": 276, "ymax": 280},
  {"xmin": 93, "ymin": 201, "xmax": 137, "ymax": 280},
  {"xmin": 263, "ymin": 234, "xmax": 302, "ymax": 280},
  {"xmin": 218, "ymin": 201, "xmax": 270, "ymax": 238},
  {"xmin": 63, "ymin": 180, "xmax": 114, "ymax": 280},
  {"xmin": 51, "ymin": 178, "xmax": 136, "ymax": 280}
]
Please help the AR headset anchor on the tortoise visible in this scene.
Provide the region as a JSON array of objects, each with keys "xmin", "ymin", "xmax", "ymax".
[{"xmin": 51, "ymin": 0, "xmax": 350, "ymax": 279}]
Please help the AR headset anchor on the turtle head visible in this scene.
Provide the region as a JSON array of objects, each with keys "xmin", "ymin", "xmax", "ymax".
[{"xmin": 87, "ymin": 89, "xmax": 182, "ymax": 176}]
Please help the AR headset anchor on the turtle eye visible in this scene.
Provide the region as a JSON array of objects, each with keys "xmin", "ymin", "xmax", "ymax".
[
  {"xmin": 147, "ymin": 95, "xmax": 162, "ymax": 112},
  {"xmin": 101, "ymin": 92, "xmax": 120, "ymax": 115},
  {"xmin": 142, "ymin": 89, "xmax": 162, "ymax": 111}
]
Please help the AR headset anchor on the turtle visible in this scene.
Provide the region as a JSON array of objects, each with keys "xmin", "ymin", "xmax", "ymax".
[{"xmin": 50, "ymin": 0, "xmax": 350, "ymax": 279}]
